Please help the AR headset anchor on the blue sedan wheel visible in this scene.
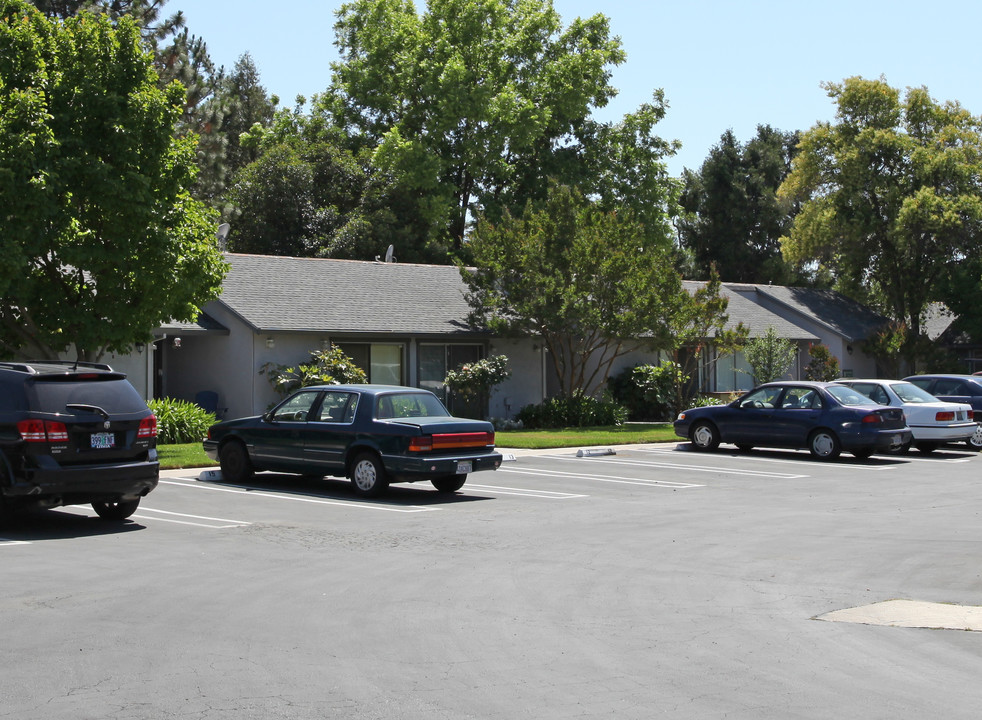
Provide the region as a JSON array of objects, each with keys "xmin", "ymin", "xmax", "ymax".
[
  {"xmin": 690, "ymin": 421, "xmax": 720, "ymax": 452},
  {"xmin": 808, "ymin": 429, "xmax": 840, "ymax": 460},
  {"xmin": 351, "ymin": 452, "xmax": 389, "ymax": 497}
]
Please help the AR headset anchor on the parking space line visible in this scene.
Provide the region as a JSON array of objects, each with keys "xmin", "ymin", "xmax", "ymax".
[
  {"xmin": 131, "ymin": 514, "xmax": 248, "ymax": 529},
  {"xmin": 890, "ymin": 454, "xmax": 977, "ymax": 463},
  {"xmin": 499, "ymin": 466, "xmax": 704, "ymax": 488},
  {"xmin": 465, "ymin": 483, "xmax": 588, "ymax": 499},
  {"xmin": 134, "ymin": 507, "xmax": 251, "ymax": 528},
  {"xmin": 550, "ymin": 455, "xmax": 806, "ymax": 479},
  {"xmin": 0, "ymin": 539, "xmax": 31, "ymax": 546},
  {"xmin": 634, "ymin": 447, "xmax": 898, "ymax": 471},
  {"xmin": 160, "ymin": 479, "xmax": 437, "ymax": 513}
]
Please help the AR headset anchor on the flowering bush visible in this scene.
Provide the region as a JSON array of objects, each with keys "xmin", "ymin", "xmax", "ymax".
[{"xmin": 444, "ymin": 354, "xmax": 511, "ymax": 401}]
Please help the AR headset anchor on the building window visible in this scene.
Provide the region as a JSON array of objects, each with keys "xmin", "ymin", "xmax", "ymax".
[
  {"xmin": 716, "ymin": 351, "xmax": 754, "ymax": 393},
  {"xmin": 418, "ymin": 343, "xmax": 484, "ymax": 415},
  {"xmin": 335, "ymin": 343, "xmax": 405, "ymax": 385}
]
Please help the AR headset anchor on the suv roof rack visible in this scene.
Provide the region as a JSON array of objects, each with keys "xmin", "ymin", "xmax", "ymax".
[{"xmin": 0, "ymin": 360, "xmax": 115, "ymax": 374}]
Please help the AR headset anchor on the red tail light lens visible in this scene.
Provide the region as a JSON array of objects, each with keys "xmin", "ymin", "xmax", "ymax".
[
  {"xmin": 935, "ymin": 411, "xmax": 955, "ymax": 422},
  {"xmin": 17, "ymin": 419, "xmax": 69, "ymax": 442},
  {"xmin": 45, "ymin": 421, "xmax": 69, "ymax": 441},
  {"xmin": 861, "ymin": 414, "xmax": 883, "ymax": 424},
  {"xmin": 408, "ymin": 432, "xmax": 495, "ymax": 452},
  {"xmin": 138, "ymin": 414, "xmax": 158, "ymax": 438}
]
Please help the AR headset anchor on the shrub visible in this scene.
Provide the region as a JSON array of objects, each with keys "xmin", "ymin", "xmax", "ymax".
[
  {"xmin": 744, "ymin": 326, "xmax": 797, "ymax": 383},
  {"xmin": 516, "ymin": 391, "xmax": 628, "ymax": 429},
  {"xmin": 803, "ymin": 343, "xmax": 841, "ymax": 381},
  {"xmin": 149, "ymin": 398, "xmax": 216, "ymax": 444},
  {"xmin": 607, "ymin": 361, "xmax": 684, "ymax": 421},
  {"xmin": 260, "ymin": 345, "xmax": 368, "ymax": 398},
  {"xmin": 445, "ymin": 354, "xmax": 511, "ymax": 401}
]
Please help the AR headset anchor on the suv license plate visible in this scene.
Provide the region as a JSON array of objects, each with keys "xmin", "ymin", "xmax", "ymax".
[
  {"xmin": 91, "ymin": 432, "xmax": 115, "ymax": 449},
  {"xmin": 456, "ymin": 460, "xmax": 472, "ymax": 474}
]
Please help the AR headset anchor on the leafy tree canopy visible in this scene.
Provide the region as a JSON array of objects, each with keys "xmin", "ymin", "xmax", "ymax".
[
  {"xmin": 678, "ymin": 125, "xmax": 807, "ymax": 285},
  {"xmin": 779, "ymin": 76, "xmax": 982, "ymax": 360},
  {"xmin": 0, "ymin": 0, "xmax": 227, "ymax": 360},
  {"xmin": 460, "ymin": 184, "xmax": 682, "ymax": 397},
  {"xmin": 319, "ymin": 0, "xmax": 678, "ymax": 258}
]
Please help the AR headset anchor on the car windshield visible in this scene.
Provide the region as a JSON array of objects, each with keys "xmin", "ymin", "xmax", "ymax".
[
  {"xmin": 376, "ymin": 392, "xmax": 450, "ymax": 420},
  {"xmin": 891, "ymin": 382, "xmax": 939, "ymax": 404},
  {"xmin": 826, "ymin": 385, "xmax": 878, "ymax": 407}
]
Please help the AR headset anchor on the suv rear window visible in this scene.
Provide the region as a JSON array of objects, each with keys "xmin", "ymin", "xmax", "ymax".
[{"xmin": 27, "ymin": 376, "xmax": 149, "ymax": 414}]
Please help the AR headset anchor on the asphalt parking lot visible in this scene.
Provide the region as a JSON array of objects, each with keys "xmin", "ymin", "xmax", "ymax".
[{"xmin": 3, "ymin": 442, "xmax": 981, "ymax": 719}]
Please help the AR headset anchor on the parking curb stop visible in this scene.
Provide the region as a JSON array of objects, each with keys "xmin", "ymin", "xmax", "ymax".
[
  {"xmin": 500, "ymin": 453, "xmax": 517, "ymax": 462},
  {"xmin": 199, "ymin": 469, "xmax": 223, "ymax": 482},
  {"xmin": 576, "ymin": 448, "xmax": 616, "ymax": 457}
]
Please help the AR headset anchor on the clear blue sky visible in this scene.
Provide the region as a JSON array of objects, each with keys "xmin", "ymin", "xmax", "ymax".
[{"xmin": 170, "ymin": 0, "xmax": 982, "ymax": 176}]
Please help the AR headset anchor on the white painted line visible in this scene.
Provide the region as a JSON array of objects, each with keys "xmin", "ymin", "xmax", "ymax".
[
  {"xmin": 136, "ymin": 507, "xmax": 252, "ymax": 526},
  {"xmin": 465, "ymin": 483, "xmax": 588, "ymax": 499},
  {"xmin": 0, "ymin": 539, "xmax": 31, "ymax": 546},
  {"xmin": 159, "ymin": 479, "xmax": 436, "ymax": 513},
  {"xmin": 638, "ymin": 447, "xmax": 896, "ymax": 472},
  {"xmin": 557, "ymin": 455, "xmax": 806, "ymax": 479},
  {"xmin": 130, "ymin": 514, "xmax": 247, "ymax": 529},
  {"xmin": 498, "ymin": 466, "xmax": 704, "ymax": 488},
  {"xmin": 890, "ymin": 454, "xmax": 977, "ymax": 464}
]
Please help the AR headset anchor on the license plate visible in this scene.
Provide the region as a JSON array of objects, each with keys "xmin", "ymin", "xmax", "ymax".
[
  {"xmin": 456, "ymin": 460, "xmax": 472, "ymax": 474},
  {"xmin": 91, "ymin": 432, "xmax": 115, "ymax": 449}
]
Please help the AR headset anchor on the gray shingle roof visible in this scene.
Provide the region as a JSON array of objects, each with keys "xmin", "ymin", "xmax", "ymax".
[
  {"xmin": 217, "ymin": 254, "xmax": 484, "ymax": 337},
  {"xmin": 683, "ymin": 281, "xmax": 819, "ymax": 340},
  {"xmin": 738, "ymin": 284, "xmax": 889, "ymax": 342},
  {"xmin": 157, "ymin": 312, "xmax": 228, "ymax": 335}
]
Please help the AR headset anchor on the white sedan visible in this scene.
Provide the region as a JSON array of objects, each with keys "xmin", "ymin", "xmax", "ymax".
[{"xmin": 836, "ymin": 379, "xmax": 978, "ymax": 452}]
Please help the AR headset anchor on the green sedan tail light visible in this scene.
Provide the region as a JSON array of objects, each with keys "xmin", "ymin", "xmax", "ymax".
[{"xmin": 409, "ymin": 432, "xmax": 495, "ymax": 452}]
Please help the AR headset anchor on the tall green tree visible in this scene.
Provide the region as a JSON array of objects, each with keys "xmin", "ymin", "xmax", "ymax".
[
  {"xmin": 323, "ymin": 0, "xmax": 676, "ymax": 256},
  {"xmin": 744, "ymin": 326, "xmax": 796, "ymax": 383},
  {"xmin": 460, "ymin": 185, "xmax": 681, "ymax": 397},
  {"xmin": 678, "ymin": 125, "xmax": 805, "ymax": 284},
  {"xmin": 0, "ymin": 0, "xmax": 227, "ymax": 360},
  {"xmin": 779, "ymin": 76, "xmax": 982, "ymax": 361},
  {"xmin": 662, "ymin": 272, "xmax": 747, "ymax": 414}
]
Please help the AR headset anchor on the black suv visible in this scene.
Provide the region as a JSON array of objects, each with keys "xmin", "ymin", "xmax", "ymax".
[
  {"xmin": 903, "ymin": 374, "xmax": 982, "ymax": 450},
  {"xmin": 0, "ymin": 361, "xmax": 159, "ymax": 522}
]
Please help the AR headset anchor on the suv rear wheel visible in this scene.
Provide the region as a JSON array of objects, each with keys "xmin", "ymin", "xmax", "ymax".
[{"xmin": 92, "ymin": 498, "xmax": 140, "ymax": 521}]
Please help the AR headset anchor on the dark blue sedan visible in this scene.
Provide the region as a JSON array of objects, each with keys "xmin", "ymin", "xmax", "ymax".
[
  {"xmin": 204, "ymin": 385, "xmax": 502, "ymax": 497},
  {"xmin": 673, "ymin": 381, "xmax": 911, "ymax": 460}
]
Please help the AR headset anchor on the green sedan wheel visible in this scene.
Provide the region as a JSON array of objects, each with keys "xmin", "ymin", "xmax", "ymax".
[{"xmin": 351, "ymin": 453, "xmax": 389, "ymax": 498}]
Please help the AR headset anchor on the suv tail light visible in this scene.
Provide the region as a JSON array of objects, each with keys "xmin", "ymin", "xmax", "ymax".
[
  {"xmin": 18, "ymin": 419, "xmax": 69, "ymax": 442},
  {"xmin": 137, "ymin": 414, "xmax": 158, "ymax": 438}
]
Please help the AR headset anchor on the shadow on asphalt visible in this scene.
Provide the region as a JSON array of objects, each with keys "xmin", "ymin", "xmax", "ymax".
[
  {"xmin": 193, "ymin": 471, "xmax": 493, "ymax": 507},
  {"xmin": 672, "ymin": 442, "xmax": 977, "ymax": 464},
  {"xmin": 0, "ymin": 507, "xmax": 146, "ymax": 541}
]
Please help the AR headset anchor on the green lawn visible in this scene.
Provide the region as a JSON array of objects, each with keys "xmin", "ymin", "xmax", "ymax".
[
  {"xmin": 156, "ymin": 423, "xmax": 679, "ymax": 470},
  {"xmin": 495, "ymin": 423, "xmax": 677, "ymax": 449}
]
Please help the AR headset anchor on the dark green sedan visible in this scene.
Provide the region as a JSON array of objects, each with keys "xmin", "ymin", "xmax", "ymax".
[{"xmin": 203, "ymin": 385, "xmax": 502, "ymax": 497}]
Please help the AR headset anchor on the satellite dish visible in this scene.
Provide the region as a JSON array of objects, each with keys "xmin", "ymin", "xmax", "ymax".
[
  {"xmin": 216, "ymin": 223, "xmax": 231, "ymax": 251},
  {"xmin": 384, "ymin": 244, "xmax": 395, "ymax": 263}
]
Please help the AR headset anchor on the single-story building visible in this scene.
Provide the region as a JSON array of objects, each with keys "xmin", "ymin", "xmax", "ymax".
[{"xmin": 109, "ymin": 253, "xmax": 889, "ymax": 419}]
